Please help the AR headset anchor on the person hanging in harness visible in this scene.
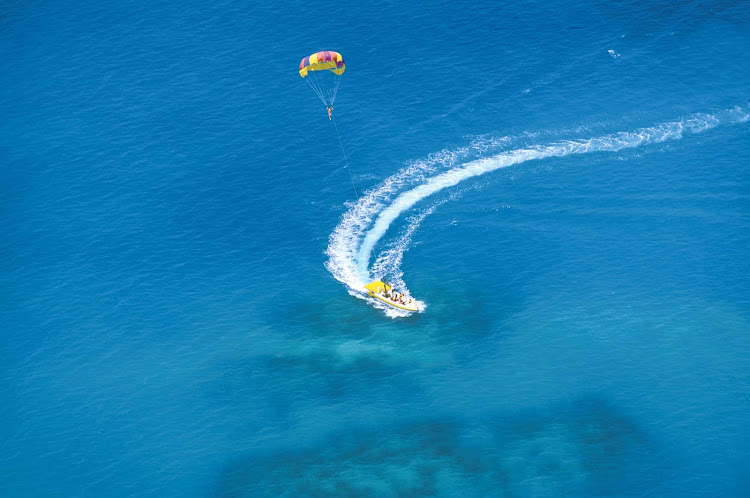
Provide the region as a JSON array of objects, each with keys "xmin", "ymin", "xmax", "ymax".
[{"xmin": 327, "ymin": 106, "xmax": 333, "ymax": 120}]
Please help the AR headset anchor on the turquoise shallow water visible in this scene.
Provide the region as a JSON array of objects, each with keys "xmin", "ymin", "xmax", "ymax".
[{"xmin": 2, "ymin": 0, "xmax": 750, "ymax": 496}]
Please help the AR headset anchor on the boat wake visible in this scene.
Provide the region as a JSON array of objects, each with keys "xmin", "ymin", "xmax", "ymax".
[{"xmin": 325, "ymin": 106, "xmax": 749, "ymax": 316}]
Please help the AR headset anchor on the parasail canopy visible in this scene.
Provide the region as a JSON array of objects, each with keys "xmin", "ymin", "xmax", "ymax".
[
  {"xmin": 299, "ymin": 50, "xmax": 345, "ymax": 77},
  {"xmin": 299, "ymin": 50, "xmax": 345, "ymax": 107}
]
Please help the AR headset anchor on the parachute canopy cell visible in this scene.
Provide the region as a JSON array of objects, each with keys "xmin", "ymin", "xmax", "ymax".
[{"xmin": 299, "ymin": 51, "xmax": 345, "ymax": 78}]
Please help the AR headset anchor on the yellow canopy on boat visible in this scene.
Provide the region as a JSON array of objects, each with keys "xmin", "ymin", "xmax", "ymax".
[{"xmin": 364, "ymin": 281, "xmax": 390, "ymax": 294}]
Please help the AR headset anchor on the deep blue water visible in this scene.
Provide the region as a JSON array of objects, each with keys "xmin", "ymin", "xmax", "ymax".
[{"xmin": 2, "ymin": 0, "xmax": 750, "ymax": 496}]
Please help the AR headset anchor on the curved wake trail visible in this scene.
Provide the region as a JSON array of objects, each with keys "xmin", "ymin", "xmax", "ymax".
[{"xmin": 325, "ymin": 106, "xmax": 749, "ymax": 314}]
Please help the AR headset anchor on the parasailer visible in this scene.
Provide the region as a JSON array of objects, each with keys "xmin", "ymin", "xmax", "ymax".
[
  {"xmin": 298, "ymin": 49, "xmax": 359, "ymax": 199},
  {"xmin": 299, "ymin": 50, "xmax": 345, "ymax": 119}
]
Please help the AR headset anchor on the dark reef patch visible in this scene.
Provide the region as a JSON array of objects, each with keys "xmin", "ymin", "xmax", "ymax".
[{"xmin": 214, "ymin": 396, "xmax": 653, "ymax": 497}]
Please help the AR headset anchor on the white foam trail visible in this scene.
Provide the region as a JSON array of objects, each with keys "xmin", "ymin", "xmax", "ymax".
[
  {"xmin": 371, "ymin": 202, "xmax": 445, "ymax": 289},
  {"xmin": 326, "ymin": 106, "xmax": 749, "ymax": 313},
  {"xmin": 324, "ymin": 146, "xmax": 477, "ymax": 292}
]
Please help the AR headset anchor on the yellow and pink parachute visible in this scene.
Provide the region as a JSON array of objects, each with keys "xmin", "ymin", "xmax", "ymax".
[{"xmin": 299, "ymin": 50, "xmax": 345, "ymax": 107}]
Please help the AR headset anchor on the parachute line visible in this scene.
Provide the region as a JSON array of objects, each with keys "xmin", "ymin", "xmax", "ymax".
[
  {"xmin": 313, "ymin": 68, "xmax": 331, "ymax": 105},
  {"xmin": 331, "ymin": 75, "xmax": 342, "ymax": 105},
  {"xmin": 305, "ymin": 78, "xmax": 327, "ymax": 106},
  {"xmin": 304, "ymin": 66, "xmax": 341, "ymax": 106}
]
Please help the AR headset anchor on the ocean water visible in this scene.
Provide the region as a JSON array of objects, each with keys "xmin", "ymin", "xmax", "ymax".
[{"xmin": 2, "ymin": 0, "xmax": 749, "ymax": 496}]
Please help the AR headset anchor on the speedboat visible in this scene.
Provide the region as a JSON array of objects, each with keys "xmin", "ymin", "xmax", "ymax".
[{"xmin": 364, "ymin": 280, "xmax": 418, "ymax": 312}]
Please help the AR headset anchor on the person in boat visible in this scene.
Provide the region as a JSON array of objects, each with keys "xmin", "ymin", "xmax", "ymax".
[{"xmin": 327, "ymin": 106, "xmax": 333, "ymax": 120}]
